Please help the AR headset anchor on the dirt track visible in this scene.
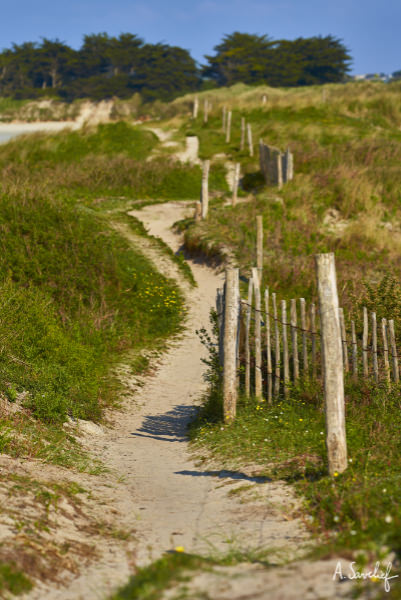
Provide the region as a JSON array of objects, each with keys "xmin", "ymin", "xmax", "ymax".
[{"xmin": 23, "ymin": 201, "xmax": 356, "ymax": 600}]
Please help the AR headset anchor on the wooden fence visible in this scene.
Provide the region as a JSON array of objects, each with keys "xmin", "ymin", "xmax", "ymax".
[
  {"xmin": 216, "ymin": 254, "xmax": 399, "ymax": 475},
  {"xmin": 216, "ymin": 273, "xmax": 400, "ymax": 401}
]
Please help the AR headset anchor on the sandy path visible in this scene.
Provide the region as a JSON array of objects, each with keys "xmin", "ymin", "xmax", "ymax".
[
  {"xmin": 103, "ymin": 202, "xmax": 308, "ymax": 567},
  {"xmin": 26, "ymin": 201, "xmax": 356, "ymax": 600}
]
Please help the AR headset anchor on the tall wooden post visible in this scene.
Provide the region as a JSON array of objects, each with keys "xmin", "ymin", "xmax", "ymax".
[
  {"xmin": 272, "ymin": 293, "xmax": 280, "ymax": 396},
  {"xmin": 232, "ymin": 163, "xmax": 240, "ymax": 206},
  {"xmin": 388, "ymin": 320, "xmax": 399, "ymax": 383},
  {"xmin": 223, "ymin": 268, "xmax": 240, "ymax": 422},
  {"xmin": 265, "ymin": 288, "xmax": 272, "ymax": 403},
  {"xmin": 300, "ymin": 298, "xmax": 308, "ymax": 373},
  {"xmin": 193, "ymin": 96, "xmax": 199, "ymax": 119},
  {"xmin": 256, "ymin": 215, "xmax": 263, "ymax": 283},
  {"xmin": 240, "ymin": 117, "xmax": 245, "ymax": 151},
  {"xmin": 226, "ymin": 110, "xmax": 232, "ymax": 143},
  {"xmin": 252, "ymin": 268, "xmax": 262, "ymax": 399},
  {"xmin": 351, "ymin": 320, "xmax": 358, "ymax": 380},
  {"xmin": 290, "ymin": 299, "xmax": 299, "ymax": 380},
  {"xmin": 216, "ymin": 287, "xmax": 225, "ymax": 368},
  {"xmin": 315, "ymin": 253, "xmax": 347, "ymax": 476},
  {"xmin": 282, "ymin": 300, "xmax": 289, "ymax": 396},
  {"xmin": 203, "ymin": 99, "xmax": 209, "ymax": 124},
  {"xmin": 244, "ymin": 278, "xmax": 253, "ymax": 397},
  {"xmin": 382, "ymin": 318, "xmax": 391, "ymax": 384},
  {"xmin": 371, "ymin": 312, "xmax": 378, "ymax": 382},
  {"xmin": 362, "ymin": 306, "xmax": 369, "ymax": 377},
  {"xmin": 310, "ymin": 303, "xmax": 317, "ymax": 378},
  {"xmin": 200, "ymin": 160, "xmax": 210, "ymax": 219},
  {"xmin": 194, "ymin": 201, "xmax": 202, "ymax": 222},
  {"xmin": 339, "ymin": 308, "xmax": 349, "ymax": 373},
  {"xmin": 276, "ymin": 154, "xmax": 283, "ymax": 190},
  {"xmin": 247, "ymin": 123, "xmax": 254, "ymax": 157}
]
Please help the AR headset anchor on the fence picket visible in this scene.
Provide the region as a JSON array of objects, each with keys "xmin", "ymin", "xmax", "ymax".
[
  {"xmin": 272, "ymin": 293, "xmax": 280, "ymax": 396},
  {"xmin": 244, "ymin": 278, "xmax": 253, "ymax": 397},
  {"xmin": 351, "ymin": 320, "xmax": 358, "ymax": 379},
  {"xmin": 282, "ymin": 299, "xmax": 289, "ymax": 395},
  {"xmin": 265, "ymin": 288, "xmax": 272, "ymax": 403},
  {"xmin": 382, "ymin": 318, "xmax": 390, "ymax": 384},
  {"xmin": 290, "ymin": 299, "xmax": 299, "ymax": 380}
]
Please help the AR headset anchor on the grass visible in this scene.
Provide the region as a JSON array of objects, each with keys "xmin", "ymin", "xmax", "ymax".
[
  {"xmin": 0, "ymin": 120, "xmax": 194, "ymax": 475},
  {"xmin": 111, "ymin": 549, "xmax": 272, "ymax": 600},
  {"xmin": 0, "ymin": 122, "xmax": 228, "ymax": 205},
  {"xmin": 163, "ymin": 81, "xmax": 401, "ymax": 569},
  {"xmin": 0, "ymin": 563, "xmax": 32, "ymax": 596},
  {"xmin": 190, "ymin": 375, "xmax": 401, "ymax": 557},
  {"xmin": 0, "ymin": 194, "xmax": 184, "ymax": 425}
]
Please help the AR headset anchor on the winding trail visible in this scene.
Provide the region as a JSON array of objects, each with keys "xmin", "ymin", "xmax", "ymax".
[
  {"xmin": 28, "ymin": 201, "xmax": 354, "ymax": 600},
  {"xmin": 105, "ymin": 201, "xmax": 307, "ymax": 566}
]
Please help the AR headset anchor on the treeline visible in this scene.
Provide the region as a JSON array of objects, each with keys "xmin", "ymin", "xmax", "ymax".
[{"xmin": 0, "ymin": 32, "xmax": 352, "ymax": 102}]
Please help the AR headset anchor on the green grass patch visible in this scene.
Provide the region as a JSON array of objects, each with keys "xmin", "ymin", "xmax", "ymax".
[
  {"xmin": 0, "ymin": 191, "xmax": 183, "ymax": 436},
  {"xmin": 0, "ymin": 563, "xmax": 32, "ymax": 595},
  {"xmin": 190, "ymin": 367, "xmax": 401, "ymax": 560},
  {"xmin": 0, "ymin": 122, "xmax": 158, "ymax": 164},
  {"xmin": 111, "ymin": 548, "xmax": 272, "ymax": 600}
]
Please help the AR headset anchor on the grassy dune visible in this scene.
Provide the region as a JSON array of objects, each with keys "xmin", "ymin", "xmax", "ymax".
[
  {"xmin": 0, "ymin": 122, "xmax": 201, "ymax": 466},
  {"xmin": 165, "ymin": 82, "xmax": 401, "ymax": 565}
]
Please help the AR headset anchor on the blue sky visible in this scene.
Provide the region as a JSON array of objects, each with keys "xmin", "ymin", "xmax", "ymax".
[{"xmin": 3, "ymin": 0, "xmax": 400, "ymax": 74}]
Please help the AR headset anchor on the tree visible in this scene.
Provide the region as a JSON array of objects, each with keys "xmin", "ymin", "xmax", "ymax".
[
  {"xmin": 287, "ymin": 36, "xmax": 352, "ymax": 85},
  {"xmin": 132, "ymin": 43, "xmax": 200, "ymax": 101},
  {"xmin": 39, "ymin": 39, "xmax": 77, "ymax": 88},
  {"xmin": 203, "ymin": 32, "xmax": 274, "ymax": 86},
  {"xmin": 203, "ymin": 32, "xmax": 351, "ymax": 88}
]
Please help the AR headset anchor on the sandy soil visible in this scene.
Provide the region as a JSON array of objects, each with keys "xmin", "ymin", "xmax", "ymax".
[
  {"xmin": 0, "ymin": 100, "xmax": 113, "ymax": 144},
  {"xmin": 17, "ymin": 201, "xmax": 361, "ymax": 600}
]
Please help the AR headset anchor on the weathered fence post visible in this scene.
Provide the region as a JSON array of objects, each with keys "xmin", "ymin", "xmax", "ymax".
[
  {"xmin": 265, "ymin": 288, "xmax": 272, "ymax": 403},
  {"xmin": 310, "ymin": 303, "xmax": 317, "ymax": 378},
  {"xmin": 276, "ymin": 154, "xmax": 283, "ymax": 190},
  {"xmin": 363, "ymin": 306, "xmax": 369, "ymax": 377},
  {"xmin": 339, "ymin": 308, "xmax": 349, "ymax": 373},
  {"xmin": 244, "ymin": 278, "xmax": 253, "ymax": 397},
  {"xmin": 284, "ymin": 148, "xmax": 294, "ymax": 182},
  {"xmin": 223, "ymin": 268, "xmax": 240, "ymax": 422},
  {"xmin": 272, "ymin": 293, "xmax": 280, "ymax": 396},
  {"xmin": 382, "ymin": 318, "xmax": 391, "ymax": 384},
  {"xmin": 262, "ymin": 94, "xmax": 267, "ymax": 105},
  {"xmin": 240, "ymin": 117, "xmax": 245, "ymax": 151},
  {"xmin": 193, "ymin": 96, "xmax": 199, "ymax": 119},
  {"xmin": 371, "ymin": 312, "xmax": 379, "ymax": 382},
  {"xmin": 247, "ymin": 123, "xmax": 254, "ymax": 157},
  {"xmin": 351, "ymin": 320, "xmax": 358, "ymax": 380},
  {"xmin": 300, "ymin": 298, "xmax": 308, "ymax": 373},
  {"xmin": 252, "ymin": 268, "xmax": 263, "ymax": 399},
  {"xmin": 232, "ymin": 163, "xmax": 240, "ymax": 206},
  {"xmin": 226, "ymin": 110, "xmax": 232, "ymax": 143},
  {"xmin": 256, "ymin": 215, "xmax": 263, "ymax": 283},
  {"xmin": 203, "ymin": 99, "xmax": 209, "ymax": 124},
  {"xmin": 216, "ymin": 287, "xmax": 225, "ymax": 368},
  {"xmin": 194, "ymin": 201, "xmax": 202, "ymax": 222},
  {"xmin": 315, "ymin": 253, "xmax": 347, "ymax": 476},
  {"xmin": 388, "ymin": 320, "xmax": 399, "ymax": 383},
  {"xmin": 282, "ymin": 299, "xmax": 289, "ymax": 396},
  {"xmin": 200, "ymin": 160, "xmax": 210, "ymax": 219},
  {"xmin": 290, "ymin": 299, "xmax": 299, "ymax": 380}
]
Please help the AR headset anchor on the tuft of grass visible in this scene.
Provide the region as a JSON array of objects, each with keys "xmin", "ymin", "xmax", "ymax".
[
  {"xmin": 0, "ymin": 563, "xmax": 33, "ymax": 595},
  {"xmin": 111, "ymin": 548, "xmax": 272, "ymax": 600}
]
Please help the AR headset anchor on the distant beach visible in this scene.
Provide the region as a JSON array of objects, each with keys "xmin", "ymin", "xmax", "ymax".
[{"xmin": 0, "ymin": 121, "xmax": 75, "ymax": 144}]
